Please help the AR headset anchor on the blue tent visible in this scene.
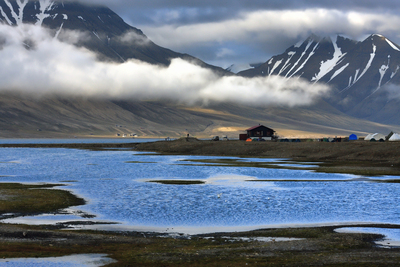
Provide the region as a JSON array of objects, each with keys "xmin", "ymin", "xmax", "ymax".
[{"xmin": 349, "ymin": 134, "xmax": 358, "ymax": 141}]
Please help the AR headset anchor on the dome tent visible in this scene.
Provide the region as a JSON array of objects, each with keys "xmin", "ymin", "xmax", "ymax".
[
  {"xmin": 389, "ymin": 133, "xmax": 400, "ymax": 141},
  {"xmin": 364, "ymin": 134, "xmax": 374, "ymax": 141},
  {"xmin": 349, "ymin": 134, "xmax": 358, "ymax": 141},
  {"xmin": 365, "ymin": 133, "xmax": 386, "ymax": 141},
  {"xmin": 372, "ymin": 133, "xmax": 386, "ymax": 141}
]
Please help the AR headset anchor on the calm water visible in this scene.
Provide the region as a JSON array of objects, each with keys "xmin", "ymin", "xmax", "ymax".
[
  {"xmin": 1, "ymin": 145, "xmax": 400, "ymax": 235},
  {"xmin": 0, "ymin": 254, "xmax": 116, "ymax": 267}
]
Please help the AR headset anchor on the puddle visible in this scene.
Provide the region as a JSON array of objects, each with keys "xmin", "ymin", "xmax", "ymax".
[{"xmin": 0, "ymin": 254, "xmax": 117, "ymax": 266}]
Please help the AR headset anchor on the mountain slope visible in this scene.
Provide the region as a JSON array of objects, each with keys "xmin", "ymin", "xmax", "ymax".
[
  {"xmin": 239, "ymin": 34, "xmax": 400, "ymax": 125},
  {"xmin": 1, "ymin": 93, "xmax": 399, "ymax": 139}
]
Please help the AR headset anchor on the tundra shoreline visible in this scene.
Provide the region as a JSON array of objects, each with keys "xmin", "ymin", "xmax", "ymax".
[{"xmin": 1, "ymin": 138, "xmax": 399, "ymax": 160}]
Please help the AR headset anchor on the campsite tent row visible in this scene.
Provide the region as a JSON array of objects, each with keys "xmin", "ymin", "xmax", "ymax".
[{"xmin": 362, "ymin": 132, "xmax": 400, "ymax": 142}]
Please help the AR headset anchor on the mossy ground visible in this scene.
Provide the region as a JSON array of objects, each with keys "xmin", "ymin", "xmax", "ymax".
[{"xmin": 0, "ymin": 183, "xmax": 85, "ymax": 215}]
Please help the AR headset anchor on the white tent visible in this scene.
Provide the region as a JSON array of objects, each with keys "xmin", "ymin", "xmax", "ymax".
[
  {"xmin": 364, "ymin": 133, "xmax": 374, "ymax": 141},
  {"xmin": 389, "ymin": 133, "xmax": 400, "ymax": 141},
  {"xmin": 365, "ymin": 133, "xmax": 386, "ymax": 141}
]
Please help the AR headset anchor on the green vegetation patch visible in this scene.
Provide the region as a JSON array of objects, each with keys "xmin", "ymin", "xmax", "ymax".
[{"xmin": 0, "ymin": 183, "xmax": 85, "ymax": 215}]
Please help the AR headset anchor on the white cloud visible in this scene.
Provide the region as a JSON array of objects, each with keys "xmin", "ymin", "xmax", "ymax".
[
  {"xmin": 0, "ymin": 24, "xmax": 330, "ymax": 107},
  {"xmin": 141, "ymin": 8, "xmax": 400, "ymax": 54},
  {"xmin": 216, "ymin": 48, "xmax": 235, "ymax": 58},
  {"xmin": 384, "ymin": 84, "xmax": 400, "ymax": 100},
  {"xmin": 117, "ymin": 30, "xmax": 151, "ymax": 46}
]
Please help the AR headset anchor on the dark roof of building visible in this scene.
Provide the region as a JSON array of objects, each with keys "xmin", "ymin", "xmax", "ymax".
[{"xmin": 245, "ymin": 125, "xmax": 275, "ymax": 131}]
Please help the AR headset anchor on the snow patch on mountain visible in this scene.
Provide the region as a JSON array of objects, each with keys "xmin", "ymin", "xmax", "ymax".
[
  {"xmin": 0, "ymin": 6, "xmax": 13, "ymax": 25},
  {"xmin": 329, "ymin": 63, "xmax": 349, "ymax": 82},
  {"xmin": 386, "ymin": 39, "xmax": 400, "ymax": 52},
  {"xmin": 92, "ymin": 31, "xmax": 100, "ymax": 40},
  {"xmin": 312, "ymin": 36, "xmax": 346, "ymax": 82},
  {"xmin": 36, "ymin": 0, "xmax": 55, "ymax": 26},
  {"xmin": 269, "ymin": 59, "xmax": 282, "ymax": 76},
  {"xmin": 287, "ymin": 41, "xmax": 319, "ymax": 78},
  {"xmin": 378, "ymin": 55, "xmax": 390, "ymax": 88},
  {"xmin": 358, "ymin": 44, "xmax": 376, "ymax": 82},
  {"xmin": 344, "ymin": 44, "xmax": 376, "ymax": 92},
  {"xmin": 391, "ymin": 66, "xmax": 400, "ymax": 79},
  {"xmin": 54, "ymin": 21, "xmax": 64, "ymax": 39},
  {"xmin": 277, "ymin": 51, "xmax": 295, "ymax": 76},
  {"xmin": 3, "ymin": 0, "xmax": 28, "ymax": 25},
  {"xmin": 285, "ymin": 41, "xmax": 314, "ymax": 78}
]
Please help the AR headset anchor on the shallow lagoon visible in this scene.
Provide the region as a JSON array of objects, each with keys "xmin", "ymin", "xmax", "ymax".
[{"xmin": 0, "ymin": 146, "xmax": 400, "ymax": 236}]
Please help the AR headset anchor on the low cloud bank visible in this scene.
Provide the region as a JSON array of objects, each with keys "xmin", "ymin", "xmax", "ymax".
[
  {"xmin": 384, "ymin": 84, "xmax": 400, "ymax": 100},
  {"xmin": 0, "ymin": 24, "xmax": 330, "ymax": 107}
]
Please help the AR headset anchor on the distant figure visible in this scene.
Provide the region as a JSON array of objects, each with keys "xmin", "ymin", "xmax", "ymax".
[{"xmin": 186, "ymin": 133, "xmax": 189, "ymax": 141}]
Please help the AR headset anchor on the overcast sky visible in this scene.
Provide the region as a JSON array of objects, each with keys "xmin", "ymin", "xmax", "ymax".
[{"xmin": 73, "ymin": 0, "xmax": 400, "ymax": 68}]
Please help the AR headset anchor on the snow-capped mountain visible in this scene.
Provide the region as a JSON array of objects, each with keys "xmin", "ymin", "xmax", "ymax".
[
  {"xmin": 239, "ymin": 34, "xmax": 400, "ymax": 124},
  {"xmin": 0, "ymin": 0, "xmax": 226, "ymax": 74}
]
